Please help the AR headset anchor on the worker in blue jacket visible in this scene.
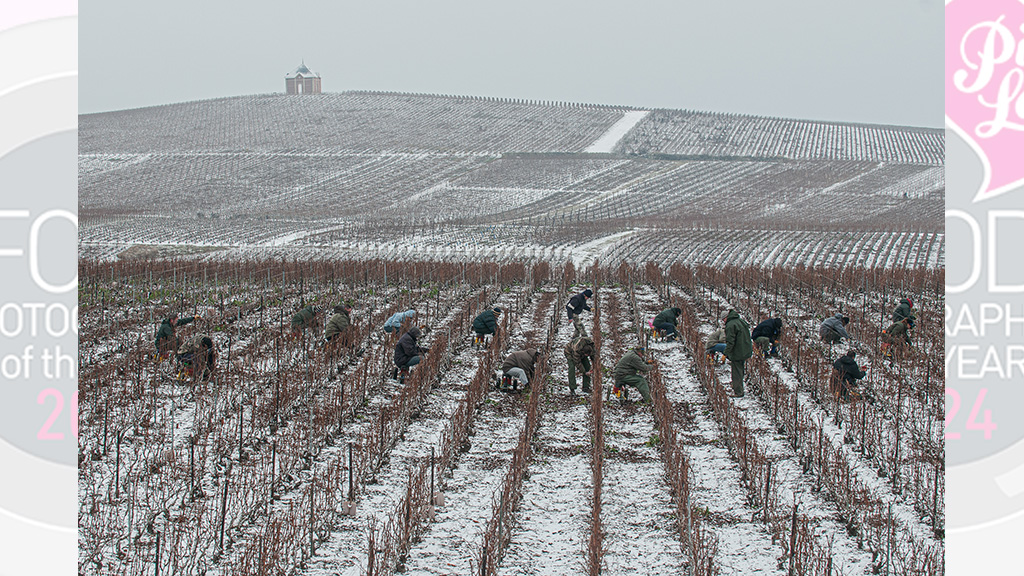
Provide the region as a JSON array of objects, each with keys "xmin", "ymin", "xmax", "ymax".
[{"xmin": 384, "ymin": 309, "xmax": 417, "ymax": 333}]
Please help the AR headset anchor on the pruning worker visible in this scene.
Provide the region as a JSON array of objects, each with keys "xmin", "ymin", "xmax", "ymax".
[
  {"xmin": 652, "ymin": 307, "xmax": 682, "ymax": 341},
  {"xmin": 819, "ymin": 314, "xmax": 851, "ymax": 345},
  {"xmin": 751, "ymin": 318, "xmax": 783, "ymax": 357},
  {"xmin": 724, "ymin": 309, "xmax": 753, "ymax": 397},
  {"xmin": 881, "ymin": 316, "xmax": 912, "ymax": 358},
  {"xmin": 500, "ymin": 347, "xmax": 540, "ymax": 391},
  {"xmin": 290, "ymin": 304, "xmax": 319, "ymax": 337},
  {"xmin": 384, "ymin": 309, "xmax": 417, "ymax": 334},
  {"xmin": 833, "ymin": 349, "xmax": 868, "ymax": 401},
  {"xmin": 565, "ymin": 289, "xmax": 593, "ymax": 338},
  {"xmin": 564, "ymin": 335, "xmax": 596, "ymax": 395},
  {"xmin": 705, "ymin": 327, "xmax": 727, "ymax": 362},
  {"xmin": 393, "ymin": 326, "xmax": 429, "ymax": 380},
  {"xmin": 324, "ymin": 303, "xmax": 354, "ymax": 345},
  {"xmin": 155, "ymin": 311, "xmax": 196, "ymax": 360},
  {"xmin": 472, "ymin": 307, "xmax": 502, "ymax": 338},
  {"xmin": 176, "ymin": 334, "xmax": 216, "ymax": 381},
  {"xmin": 613, "ymin": 346, "xmax": 654, "ymax": 403},
  {"xmin": 891, "ymin": 297, "xmax": 916, "ymax": 329}
]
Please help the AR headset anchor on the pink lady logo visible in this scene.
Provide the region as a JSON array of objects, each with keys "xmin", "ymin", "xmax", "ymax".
[{"xmin": 947, "ymin": 0, "xmax": 1024, "ymax": 201}]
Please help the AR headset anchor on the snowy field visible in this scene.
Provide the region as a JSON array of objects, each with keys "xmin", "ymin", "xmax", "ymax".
[
  {"xmin": 78, "ymin": 91, "xmax": 944, "ymax": 575},
  {"xmin": 78, "ymin": 260, "xmax": 943, "ymax": 575}
]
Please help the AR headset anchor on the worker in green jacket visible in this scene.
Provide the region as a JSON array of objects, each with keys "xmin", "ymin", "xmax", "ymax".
[
  {"xmin": 891, "ymin": 297, "xmax": 916, "ymax": 329},
  {"xmin": 291, "ymin": 305, "xmax": 319, "ymax": 336},
  {"xmin": 564, "ymin": 336, "xmax": 596, "ymax": 395},
  {"xmin": 473, "ymin": 307, "xmax": 502, "ymax": 336},
  {"xmin": 652, "ymin": 307, "xmax": 682, "ymax": 341},
  {"xmin": 881, "ymin": 316, "xmax": 911, "ymax": 359},
  {"xmin": 155, "ymin": 312, "xmax": 196, "ymax": 359},
  {"xmin": 724, "ymin": 310, "xmax": 753, "ymax": 397},
  {"xmin": 613, "ymin": 346, "xmax": 654, "ymax": 403},
  {"xmin": 324, "ymin": 303, "xmax": 353, "ymax": 345}
]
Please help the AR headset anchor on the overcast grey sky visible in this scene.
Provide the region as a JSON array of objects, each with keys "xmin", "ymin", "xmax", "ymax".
[{"xmin": 80, "ymin": 1, "xmax": 943, "ymax": 127}]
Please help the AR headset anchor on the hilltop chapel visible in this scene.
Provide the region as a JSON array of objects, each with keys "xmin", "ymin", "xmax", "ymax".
[{"xmin": 285, "ymin": 62, "xmax": 321, "ymax": 94}]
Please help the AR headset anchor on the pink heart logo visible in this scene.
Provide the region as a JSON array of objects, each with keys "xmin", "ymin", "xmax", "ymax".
[{"xmin": 947, "ymin": 0, "xmax": 1024, "ymax": 202}]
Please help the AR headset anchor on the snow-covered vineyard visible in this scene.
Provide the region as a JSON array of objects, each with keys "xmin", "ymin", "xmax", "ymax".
[
  {"xmin": 78, "ymin": 259, "xmax": 943, "ymax": 575},
  {"xmin": 78, "ymin": 92, "xmax": 944, "ymax": 267}
]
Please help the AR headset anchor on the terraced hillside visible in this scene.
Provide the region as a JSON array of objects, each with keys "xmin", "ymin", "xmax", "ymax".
[{"xmin": 79, "ymin": 91, "xmax": 943, "ymax": 268}]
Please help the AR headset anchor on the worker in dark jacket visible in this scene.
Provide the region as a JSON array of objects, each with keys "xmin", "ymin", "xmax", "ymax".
[
  {"xmin": 393, "ymin": 326, "xmax": 429, "ymax": 380},
  {"xmin": 155, "ymin": 312, "xmax": 196, "ymax": 359},
  {"xmin": 176, "ymin": 334, "xmax": 216, "ymax": 381},
  {"xmin": 724, "ymin": 310, "xmax": 753, "ymax": 397},
  {"xmin": 891, "ymin": 297, "xmax": 916, "ymax": 328},
  {"xmin": 613, "ymin": 346, "xmax": 654, "ymax": 403},
  {"xmin": 500, "ymin": 348, "xmax": 540, "ymax": 390},
  {"xmin": 751, "ymin": 318, "xmax": 783, "ymax": 356},
  {"xmin": 324, "ymin": 304, "xmax": 353, "ymax": 344},
  {"xmin": 472, "ymin": 307, "xmax": 502, "ymax": 336},
  {"xmin": 833, "ymin": 350, "xmax": 867, "ymax": 401},
  {"xmin": 565, "ymin": 289, "xmax": 593, "ymax": 337},
  {"xmin": 652, "ymin": 307, "xmax": 682, "ymax": 341},
  {"xmin": 291, "ymin": 305, "xmax": 319, "ymax": 336},
  {"xmin": 564, "ymin": 336, "xmax": 596, "ymax": 395}
]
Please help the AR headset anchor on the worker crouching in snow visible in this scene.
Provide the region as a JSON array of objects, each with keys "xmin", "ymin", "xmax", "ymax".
[
  {"xmin": 613, "ymin": 346, "xmax": 654, "ymax": 403},
  {"xmin": 499, "ymin": 347, "xmax": 540, "ymax": 391},
  {"xmin": 393, "ymin": 326, "xmax": 429, "ymax": 381},
  {"xmin": 177, "ymin": 335, "xmax": 216, "ymax": 382}
]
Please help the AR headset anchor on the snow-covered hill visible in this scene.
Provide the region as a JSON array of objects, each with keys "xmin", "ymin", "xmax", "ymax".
[{"xmin": 78, "ymin": 91, "xmax": 944, "ymax": 268}]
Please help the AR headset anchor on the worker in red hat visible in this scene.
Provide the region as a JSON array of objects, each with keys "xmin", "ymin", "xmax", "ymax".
[{"xmin": 891, "ymin": 297, "xmax": 916, "ymax": 329}]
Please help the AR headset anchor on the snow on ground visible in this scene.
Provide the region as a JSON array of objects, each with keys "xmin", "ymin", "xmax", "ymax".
[
  {"xmin": 500, "ymin": 305, "xmax": 591, "ymax": 576},
  {"xmin": 635, "ymin": 285, "xmax": 876, "ymax": 574},
  {"xmin": 819, "ymin": 164, "xmax": 883, "ymax": 194},
  {"xmin": 82, "ymin": 272, "xmax": 936, "ymax": 576},
  {"xmin": 584, "ymin": 111, "xmax": 651, "ymax": 153},
  {"xmin": 500, "ymin": 405, "xmax": 591, "ymax": 576},
  {"xmin": 262, "ymin": 225, "xmax": 345, "ymax": 247},
  {"xmin": 402, "ymin": 290, "xmax": 553, "ymax": 576},
  {"xmin": 703, "ymin": 283, "xmax": 943, "ymax": 551},
  {"xmin": 402, "ymin": 404, "xmax": 524, "ymax": 576},
  {"xmin": 602, "ymin": 407, "xmax": 688, "ymax": 575},
  {"xmin": 570, "ymin": 229, "xmax": 637, "ymax": 267},
  {"xmin": 300, "ymin": 287, "xmax": 526, "ymax": 576},
  {"xmin": 407, "ymin": 179, "xmax": 451, "ymax": 203},
  {"xmin": 301, "ymin": 379, "xmax": 468, "ymax": 576},
  {"xmin": 597, "ymin": 288, "xmax": 688, "ymax": 576},
  {"xmin": 224, "ymin": 293, "xmax": 463, "ymax": 576},
  {"xmin": 624, "ymin": 287, "xmax": 779, "ymax": 574}
]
